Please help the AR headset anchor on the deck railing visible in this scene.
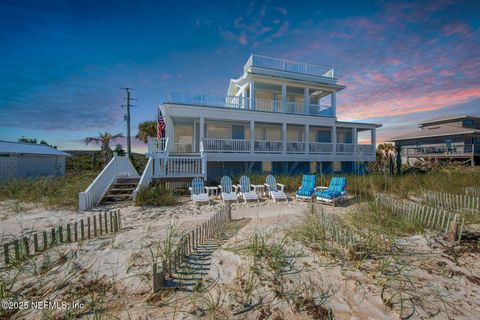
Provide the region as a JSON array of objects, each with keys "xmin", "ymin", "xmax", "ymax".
[
  {"xmin": 405, "ymin": 144, "xmax": 479, "ymax": 156},
  {"xmin": 336, "ymin": 143, "xmax": 354, "ymax": 154},
  {"xmin": 244, "ymin": 54, "xmax": 335, "ymax": 78},
  {"xmin": 166, "ymin": 92, "xmax": 334, "ymax": 118},
  {"xmin": 309, "ymin": 142, "xmax": 333, "ymax": 154},
  {"xmin": 286, "ymin": 141, "xmax": 306, "ymax": 153},
  {"xmin": 147, "ymin": 137, "xmax": 168, "ymax": 154},
  {"xmin": 79, "ymin": 155, "xmax": 139, "ymax": 211},
  {"xmin": 203, "ymin": 138, "xmax": 251, "ymax": 153},
  {"xmin": 153, "ymin": 156, "xmax": 204, "ymax": 178},
  {"xmin": 358, "ymin": 144, "xmax": 374, "ymax": 155},
  {"xmin": 254, "ymin": 140, "xmax": 283, "ymax": 153}
]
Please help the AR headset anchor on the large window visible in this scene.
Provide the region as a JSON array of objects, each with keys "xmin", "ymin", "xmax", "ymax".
[{"xmin": 207, "ymin": 124, "xmax": 229, "ymax": 139}]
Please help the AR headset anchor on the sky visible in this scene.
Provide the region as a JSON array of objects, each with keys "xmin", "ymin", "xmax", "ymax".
[{"xmin": 0, "ymin": 0, "xmax": 479, "ymax": 152}]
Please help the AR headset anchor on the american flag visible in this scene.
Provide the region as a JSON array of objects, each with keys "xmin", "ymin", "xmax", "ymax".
[{"xmin": 157, "ymin": 109, "xmax": 165, "ymax": 139}]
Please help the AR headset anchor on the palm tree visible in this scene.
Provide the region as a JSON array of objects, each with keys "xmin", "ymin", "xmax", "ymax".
[
  {"xmin": 136, "ymin": 121, "xmax": 157, "ymax": 144},
  {"xmin": 85, "ymin": 132, "xmax": 123, "ymax": 165}
]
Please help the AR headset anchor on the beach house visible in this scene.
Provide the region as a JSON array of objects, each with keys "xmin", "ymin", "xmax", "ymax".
[{"xmin": 145, "ymin": 54, "xmax": 381, "ymax": 180}]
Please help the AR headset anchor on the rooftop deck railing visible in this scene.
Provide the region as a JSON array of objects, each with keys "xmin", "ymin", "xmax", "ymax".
[
  {"xmin": 244, "ymin": 54, "xmax": 335, "ymax": 78},
  {"xmin": 166, "ymin": 92, "xmax": 334, "ymax": 117},
  {"xmin": 405, "ymin": 144, "xmax": 479, "ymax": 156}
]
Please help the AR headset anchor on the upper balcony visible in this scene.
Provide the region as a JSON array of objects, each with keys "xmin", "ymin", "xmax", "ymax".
[
  {"xmin": 244, "ymin": 54, "xmax": 335, "ymax": 79},
  {"xmin": 166, "ymin": 92, "xmax": 335, "ymax": 118}
]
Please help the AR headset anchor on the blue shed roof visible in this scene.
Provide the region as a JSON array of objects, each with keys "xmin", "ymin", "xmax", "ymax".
[{"xmin": 0, "ymin": 140, "xmax": 71, "ymax": 157}]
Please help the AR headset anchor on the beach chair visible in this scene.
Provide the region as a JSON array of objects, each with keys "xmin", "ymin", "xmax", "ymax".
[
  {"xmin": 295, "ymin": 175, "xmax": 316, "ymax": 201},
  {"xmin": 316, "ymin": 177, "xmax": 347, "ymax": 205},
  {"xmin": 188, "ymin": 177, "xmax": 210, "ymax": 205},
  {"xmin": 264, "ymin": 175, "xmax": 288, "ymax": 202},
  {"xmin": 218, "ymin": 176, "xmax": 238, "ymax": 203},
  {"xmin": 238, "ymin": 176, "xmax": 259, "ymax": 202}
]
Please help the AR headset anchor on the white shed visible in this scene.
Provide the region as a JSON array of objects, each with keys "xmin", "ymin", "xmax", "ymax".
[{"xmin": 0, "ymin": 141, "xmax": 71, "ymax": 181}]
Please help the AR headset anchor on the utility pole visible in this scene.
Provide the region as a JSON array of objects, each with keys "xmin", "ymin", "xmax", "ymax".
[{"xmin": 121, "ymin": 88, "xmax": 136, "ymax": 157}]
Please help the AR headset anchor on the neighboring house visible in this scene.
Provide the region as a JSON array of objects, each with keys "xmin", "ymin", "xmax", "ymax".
[
  {"xmin": 0, "ymin": 141, "xmax": 71, "ymax": 181},
  {"xmin": 388, "ymin": 115, "xmax": 480, "ymax": 166},
  {"xmin": 146, "ymin": 54, "xmax": 382, "ymax": 180}
]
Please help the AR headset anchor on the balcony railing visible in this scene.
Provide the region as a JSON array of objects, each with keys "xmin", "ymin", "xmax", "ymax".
[
  {"xmin": 286, "ymin": 141, "xmax": 306, "ymax": 153},
  {"xmin": 309, "ymin": 142, "xmax": 333, "ymax": 154},
  {"xmin": 405, "ymin": 144, "xmax": 479, "ymax": 156},
  {"xmin": 244, "ymin": 54, "xmax": 335, "ymax": 78},
  {"xmin": 336, "ymin": 143, "xmax": 354, "ymax": 154},
  {"xmin": 358, "ymin": 144, "xmax": 374, "ymax": 155},
  {"xmin": 254, "ymin": 140, "xmax": 283, "ymax": 153},
  {"xmin": 203, "ymin": 138, "xmax": 250, "ymax": 153}
]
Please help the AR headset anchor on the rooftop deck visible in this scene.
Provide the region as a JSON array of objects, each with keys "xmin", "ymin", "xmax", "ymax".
[
  {"xmin": 244, "ymin": 54, "xmax": 335, "ymax": 79},
  {"xmin": 166, "ymin": 92, "xmax": 334, "ymax": 117}
]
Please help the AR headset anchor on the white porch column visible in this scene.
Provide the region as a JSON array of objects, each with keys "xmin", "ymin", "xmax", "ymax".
[
  {"xmin": 282, "ymin": 122, "xmax": 287, "ymax": 154},
  {"xmin": 250, "ymin": 120, "xmax": 254, "ymax": 154},
  {"xmin": 249, "ymin": 80, "xmax": 255, "ymax": 110},
  {"xmin": 304, "ymin": 88, "xmax": 310, "ymax": 115},
  {"xmin": 199, "ymin": 116, "xmax": 205, "ymax": 149},
  {"xmin": 352, "ymin": 127, "xmax": 358, "ymax": 159},
  {"xmin": 167, "ymin": 116, "xmax": 174, "ymax": 153},
  {"xmin": 305, "ymin": 124, "xmax": 310, "ymax": 154},
  {"xmin": 281, "ymin": 83, "xmax": 287, "ymax": 113},
  {"xmin": 332, "ymin": 125, "xmax": 337, "ymax": 156},
  {"xmin": 331, "ymin": 92, "xmax": 337, "ymax": 117}
]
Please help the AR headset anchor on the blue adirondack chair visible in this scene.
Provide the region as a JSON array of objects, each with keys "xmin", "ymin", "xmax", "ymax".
[
  {"xmin": 188, "ymin": 177, "xmax": 210, "ymax": 205},
  {"xmin": 238, "ymin": 176, "xmax": 259, "ymax": 202},
  {"xmin": 295, "ymin": 175, "xmax": 316, "ymax": 201},
  {"xmin": 218, "ymin": 176, "xmax": 238, "ymax": 203},
  {"xmin": 316, "ymin": 177, "xmax": 347, "ymax": 205}
]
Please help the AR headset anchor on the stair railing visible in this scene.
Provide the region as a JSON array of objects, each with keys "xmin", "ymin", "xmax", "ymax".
[
  {"xmin": 79, "ymin": 154, "xmax": 139, "ymax": 211},
  {"xmin": 132, "ymin": 156, "xmax": 154, "ymax": 201}
]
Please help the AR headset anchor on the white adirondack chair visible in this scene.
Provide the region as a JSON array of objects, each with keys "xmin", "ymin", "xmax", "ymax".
[
  {"xmin": 188, "ymin": 177, "xmax": 210, "ymax": 205},
  {"xmin": 218, "ymin": 176, "xmax": 238, "ymax": 203},
  {"xmin": 238, "ymin": 176, "xmax": 259, "ymax": 202},
  {"xmin": 264, "ymin": 175, "xmax": 288, "ymax": 202}
]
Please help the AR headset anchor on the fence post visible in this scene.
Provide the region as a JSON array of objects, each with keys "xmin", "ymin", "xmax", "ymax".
[
  {"xmin": 66, "ymin": 224, "xmax": 72, "ymax": 242},
  {"xmin": 226, "ymin": 202, "xmax": 231, "ymax": 221},
  {"xmin": 51, "ymin": 228, "xmax": 56, "ymax": 245},
  {"xmin": 104, "ymin": 212, "xmax": 108, "ymax": 234},
  {"xmin": 74, "ymin": 222, "xmax": 78, "ymax": 242},
  {"xmin": 447, "ymin": 219, "xmax": 459, "ymax": 242},
  {"xmin": 14, "ymin": 240, "xmax": 20, "ymax": 261},
  {"xmin": 3, "ymin": 243, "xmax": 9, "ymax": 264},
  {"xmin": 81, "ymin": 220, "xmax": 85, "ymax": 240},
  {"xmin": 99, "ymin": 214, "xmax": 103, "ymax": 235},
  {"xmin": 33, "ymin": 233, "xmax": 39, "ymax": 253},
  {"xmin": 43, "ymin": 231, "xmax": 48, "ymax": 251},
  {"xmin": 117, "ymin": 210, "xmax": 122, "ymax": 230},
  {"xmin": 87, "ymin": 217, "xmax": 91, "ymax": 239},
  {"xmin": 109, "ymin": 211, "xmax": 113, "ymax": 233},
  {"xmin": 22, "ymin": 237, "xmax": 30, "ymax": 257},
  {"xmin": 59, "ymin": 226, "xmax": 64, "ymax": 243}
]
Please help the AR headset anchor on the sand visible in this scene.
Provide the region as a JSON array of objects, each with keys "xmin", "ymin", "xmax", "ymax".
[{"xmin": 1, "ymin": 195, "xmax": 480, "ymax": 319}]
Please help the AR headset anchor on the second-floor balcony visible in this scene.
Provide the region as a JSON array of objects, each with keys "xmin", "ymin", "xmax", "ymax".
[
  {"xmin": 147, "ymin": 137, "xmax": 374, "ymax": 157},
  {"xmin": 404, "ymin": 144, "xmax": 480, "ymax": 157},
  {"xmin": 166, "ymin": 92, "xmax": 335, "ymax": 117}
]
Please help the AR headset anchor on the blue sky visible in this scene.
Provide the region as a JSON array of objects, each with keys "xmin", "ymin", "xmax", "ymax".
[{"xmin": 1, "ymin": 0, "xmax": 479, "ymax": 151}]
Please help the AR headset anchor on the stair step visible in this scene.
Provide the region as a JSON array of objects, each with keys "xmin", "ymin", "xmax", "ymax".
[
  {"xmin": 102, "ymin": 194, "xmax": 132, "ymax": 201},
  {"xmin": 113, "ymin": 182, "xmax": 138, "ymax": 187},
  {"xmin": 117, "ymin": 178, "xmax": 140, "ymax": 183},
  {"xmin": 108, "ymin": 188, "xmax": 136, "ymax": 193}
]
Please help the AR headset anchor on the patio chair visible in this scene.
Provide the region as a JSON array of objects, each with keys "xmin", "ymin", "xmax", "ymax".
[
  {"xmin": 316, "ymin": 177, "xmax": 347, "ymax": 205},
  {"xmin": 238, "ymin": 176, "xmax": 259, "ymax": 202},
  {"xmin": 295, "ymin": 175, "xmax": 316, "ymax": 201},
  {"xmin": 264, "ymin": 175, "xmax": 288, "ymax": 202},
  {"xmin": 188, "ymin": 177, "xmax": 210, "ymax": 205},
  {"xmin": 218, "ymin": 176, "xmax": 238, "ymax": 203}
]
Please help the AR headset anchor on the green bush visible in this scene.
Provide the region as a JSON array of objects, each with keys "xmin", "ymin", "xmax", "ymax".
[
  {"xmin": 0, "ymin": 173, "xmax": 97, "ymax": 209},
  {"xmin": 134, "ymin": 183, "xmax": 177, "ymax": 206}
]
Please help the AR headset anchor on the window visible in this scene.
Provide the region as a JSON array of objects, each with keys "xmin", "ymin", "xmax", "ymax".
[
  {"xmin": 207, "ymin": 125, "xmax": 229, "ymax": 139},
  {"xmin": 333, "ymin": 161, "xmax": 341, "ymax": 172},
  {"xmin": 464, "ymin": 120, "xmax": 474, "ymax": 127}
]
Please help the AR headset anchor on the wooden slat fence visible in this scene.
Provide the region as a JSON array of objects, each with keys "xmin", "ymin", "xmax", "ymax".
[
  {"xmin": 2, "ymin": 209, "xmax": 122, "ymax": 266},
  {"xmin": 152, "ymin": 203, "xmax": 231, "ymax": 292},
  {"xmin": 375, "ymin": 193, "xmax": 464, "ymax": 241},
  {"xmin": 465, "ymin": 186, "xmax": 480, "ymax": 197},
  {"xmin": 424, "ymin": 189, "xmax": 480, "ymax": 213}
]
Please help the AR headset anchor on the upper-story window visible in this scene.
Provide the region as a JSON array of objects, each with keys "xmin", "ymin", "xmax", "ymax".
[{"xmin": 464, "ymin": 119, "xmax": 474, "ymax": 127}]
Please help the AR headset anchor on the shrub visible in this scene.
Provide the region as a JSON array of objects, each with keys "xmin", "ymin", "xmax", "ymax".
[{"xmin": 134, "ymin": 183, "xmax": 177, "ymax": 206}]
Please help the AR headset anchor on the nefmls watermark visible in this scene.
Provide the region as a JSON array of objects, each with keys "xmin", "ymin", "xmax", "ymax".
[{"xmin": 1, "ymin": 300, "xmax": 84, "ymax": 310}]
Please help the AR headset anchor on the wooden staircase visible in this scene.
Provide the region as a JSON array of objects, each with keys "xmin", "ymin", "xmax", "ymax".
[{"xmin": 100, "ymin": 177, "xmax": 140, "ymax": 205}]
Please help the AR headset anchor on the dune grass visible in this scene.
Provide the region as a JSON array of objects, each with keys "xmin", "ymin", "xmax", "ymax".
[
  {"xmin": 0, "ymin": 173, "xmax": 97, "ymax": 209},
  {"xmin": 134, "ymin": 183, "xmax": 177, "ymax": 206}
]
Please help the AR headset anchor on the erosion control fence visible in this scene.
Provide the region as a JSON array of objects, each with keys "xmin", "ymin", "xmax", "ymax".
[
  {"xmin": 424, "ymin": 189, "xmax": 480, "ymax": 213},
  {"xmin": 375, "ymin": 193, "xmax": 464, "ymax": 241},
  {"xmin": 152, "ymin": 202, "xmax": 231, "ymax": 292},
  {"xmin": 2, "ymin": 209, "xmax": 122, "ymax": 265}
]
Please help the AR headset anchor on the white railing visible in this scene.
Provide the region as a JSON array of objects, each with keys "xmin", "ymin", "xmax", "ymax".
[
  {"xmin": 245, "ymin": 54, "xmax": 335, "ymax": 78},
  {"xmin": 79, "ymin": 155, "xmax": 139, "ymax": 211},
  {"xmin": 336, "ymin": 143, "xmax": 354, "ymax": 154},
  {"xmin": 254, "ymin": 140, "xmax": 283, "ymax": 153},
  {"xmin": 153, "ymin": 156, "xmax": 204, "ymax": 178},
  {"xmin": 358, "ymin": 144, "xmax": 374, "ymax": 155},
  {"xmin": 132, "ymin": 157, "xmax": 153, "ymax": 201},
  {"xmin": 203, "ymin": 138, "xmax": 250, "ymax": 153},
  {"xmin": 405, "ymin": 144, "xmax": 479, "ymax": 156},
  {"xmin": 173, "ymin": 143, "xmax": 194, "ymax": 153},
  {"xmin": 286, "ymin": 141, "xmax": 306, "ymax": 153},
  {"xmin": 309, "ymin": 142, "xmax": 333, "ymax": 154},
  {"xmin": 166, "ymin": 92, "xmax": 334, "ymax": 118},
  {"xmin": 147, "ymin": 137, "xmax": 168, "ymax": 154},
  {"xmin": 255, "ymin": 98, "xmax": 282, "ymax": 113},
  {"xmin": 167, "ymin": 92, "xmax": 249, "ymax": 109}
]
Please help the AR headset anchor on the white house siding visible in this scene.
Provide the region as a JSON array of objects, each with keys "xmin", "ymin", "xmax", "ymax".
[
  {"xmin": 0, "ymin": 155, "xmax": 66, "ymax": 181},
  {"xmin": 0, "ymin": 157, "xmax": 17, "ymax": 180}
]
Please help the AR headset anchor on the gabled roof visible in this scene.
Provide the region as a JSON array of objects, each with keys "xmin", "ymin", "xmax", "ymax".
[
  {"xmin": 388, "ymin": 125, "xmax": 480, "ymax": 141},
  {"xmin": 0, "ymin": 140, "xmax": 71, "ymax": 156},
  {"xmin": 419, "ymin": 114, "xmax": 479, "ymax": 126}
]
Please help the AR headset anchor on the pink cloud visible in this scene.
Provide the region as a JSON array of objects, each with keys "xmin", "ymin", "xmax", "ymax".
[
  {"xmin": 239, "ymin": 33, "xmax": 248, "ymax": 45},
  {"xmin": 442, "ymin": 22, "xmax": 471, "ymax": 36}
]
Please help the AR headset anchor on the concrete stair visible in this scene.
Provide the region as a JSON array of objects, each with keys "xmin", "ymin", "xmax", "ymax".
[{"xmin": 100, "ymin": 177, "xmax": 140, "ymax": 205}]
